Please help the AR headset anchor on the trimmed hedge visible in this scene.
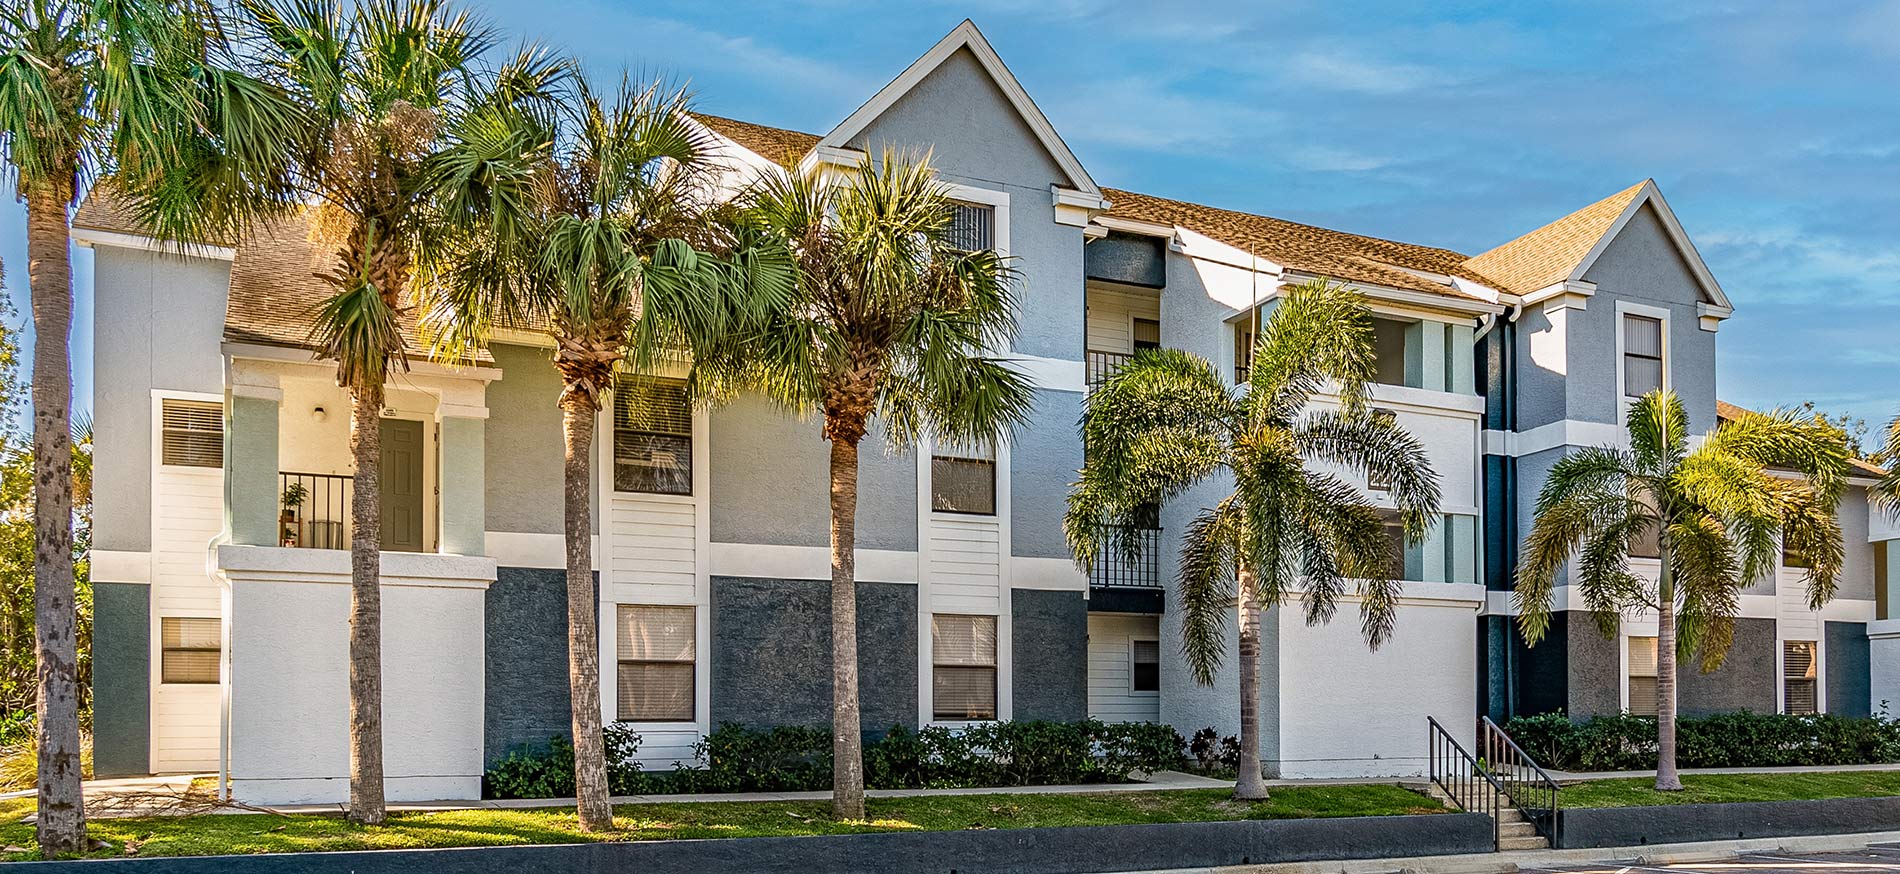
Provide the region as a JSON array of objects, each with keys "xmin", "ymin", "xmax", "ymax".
[
  {"xmin": 486, "ymin": 719, "xmax": 1188, "ymax": 799},
  {"xmin": 1503, "ymin": 711, "xmax": 1900, "ymax": 772}
]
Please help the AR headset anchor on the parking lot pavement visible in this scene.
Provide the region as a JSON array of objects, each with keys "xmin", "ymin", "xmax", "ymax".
[{"xmin": 1519, "ymin": 845, "xmax": 1900, "ymax": 874}]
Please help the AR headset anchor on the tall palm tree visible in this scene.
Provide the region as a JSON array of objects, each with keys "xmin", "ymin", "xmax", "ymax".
[
  {"xmin": 698, "ymin": 150, "xmax": 1034, "ymax": 820},
  {"xmin": 1, "ymin": 0, "xmax": 304, "ymax": 852},
  {"xmin": 1065, "ymin": 279, "xmax": 1441, "ymax": 800},
  {"xmin": 1515, "ymin": 391, "xmax": 1850, "ymax": 791},
  {"xmin": 239, "ymin": 0, "xmax": 562, "ymax": 824},
  {"xmin": 426, "ymin": 74, "xmax": 792, "ymax": 831},
  {"xmin": 1876, "ymin": 413, "xmax": 1898, "ymax": 519}
]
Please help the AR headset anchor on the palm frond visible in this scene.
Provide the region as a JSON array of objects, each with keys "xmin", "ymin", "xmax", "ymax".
[{"xmin": 1178, "ymin": 499, "xmax": 1243, "ymax": 686}]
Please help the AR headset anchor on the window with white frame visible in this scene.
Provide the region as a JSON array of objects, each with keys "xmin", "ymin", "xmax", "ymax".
[
  {"xmin": 1629, "ymin": 491, "xmax": 1662, "ymax": 559},
  {"xmin": 1627, "ymin": 636, "xmax": 1659, "ymax": 716},
  {"xmin": 1622, "ymin": 314, "xmax": 1665, "ymax": 398},
  {"xmin": 1131, "ymin": 639, "xmax": 1160, "ymax": 693},
  {"xmin": 931, "ymin": 444, "xmax": 996, "ymax": 515},
  {"xmin": 616, "ymin": 605, "xmax": 695, "ymax": 722},
  {"xmin": 932, "ymin": 614, "xmax": 997, "ymax": 720},
  {"xmin": 946, "ymin": 203, "xmax": 995, "ymax": 252},
  {"xmin": 1783, "ymin": 640, "xmax": 1818, "ymax": 714},
  {"xmin": 1367, "ymin": 409, "xmax": 1397, "ymax": 491},
  {"xmin": 160, "ymin": 399, "xmax": 223, "ymax": 468},
  {"xmin": 160, "ymin": 617, "xmax": 220, "ymax": 684},
  {"xmin": 613, "ymin": 376, "xmax": 692, "ymax": 495}
]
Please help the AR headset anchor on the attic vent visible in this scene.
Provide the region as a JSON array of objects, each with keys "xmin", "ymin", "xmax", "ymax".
[
  {"xmin": 947, "ymin": 203, "xmax": 995, "ymax": 252},
  {"xmin": 161, "ymin": 399, "xmax": 224, "ymax": 468}
]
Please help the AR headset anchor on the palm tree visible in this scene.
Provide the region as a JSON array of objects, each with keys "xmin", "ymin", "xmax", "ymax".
[
  {"xmin": 426, "ymin": 74, "xmax": 792, "ymax": 831},
  {"xmin": 1515, "ymin": 391, "xmax": 1851, "ymax": 791},
  {"xmin": 239, "ymin": 0, "xmax": 562, "ymax": 824},
  {"xmin": 1066, "ymin": 279, "xmax": 1440, "ymax": 800},
  {"xmin": 1875, "ymin": 413, "xmax": 1898, "ymax": 518},
  {"xmin": 698, "ymin": 150, "xmax": 1034, "ymax": 820},
  {"xmin": 1, "ymin": 0, "xmax": 304, "ymax": 852}
]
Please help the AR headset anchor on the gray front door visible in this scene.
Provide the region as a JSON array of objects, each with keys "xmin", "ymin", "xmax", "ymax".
[{"xmin": 380, "ymin": 418, "xmax": 425, "ymax": 552}]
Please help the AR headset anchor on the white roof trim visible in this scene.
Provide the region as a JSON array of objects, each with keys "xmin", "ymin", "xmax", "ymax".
[
  {"xmin": 817, "ymin": 19, "xmax": 1100, "ymax": 197},
  {"xmin": 71, "ymin": 227, "xmax": 236, "ymax": 261},
  {"xmin": 1568, "ymin": 179, "xmax": 1735, "ymax": 314}
]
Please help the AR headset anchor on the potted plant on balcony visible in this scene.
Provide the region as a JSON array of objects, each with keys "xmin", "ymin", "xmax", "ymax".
[{"xmin": 281, "ymin": 481, "xmax": 308, "ymax": 548}]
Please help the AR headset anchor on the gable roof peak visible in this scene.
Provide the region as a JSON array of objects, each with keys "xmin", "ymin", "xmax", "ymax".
[{"xmin": 817, "ymin": 19, "xmax": 1100, "ymax": 196}]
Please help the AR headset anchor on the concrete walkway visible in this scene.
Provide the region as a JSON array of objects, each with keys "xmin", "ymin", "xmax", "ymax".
[
  {"xmin": 1206, "ymin": 829, "xmax": 1900, "ymax": 874},
  {"xmin": 1550, "ymin": 762, "xmax": 1900, "ymax": 780}
]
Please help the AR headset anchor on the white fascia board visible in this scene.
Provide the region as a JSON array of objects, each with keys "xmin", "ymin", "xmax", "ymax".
[
  {"xmin": 71, "ymin": 227, "xmax": 236, "ymax": 261},
  {"xmin": 1173, "ymin": 226, "xmax": 1285, "ymax": 275},
  {"xmin": 221, "ymin": 341, "xmax": 504, "ymax": 383},
  {"xmin": 817, "ymin": 20, "xmax": 1101, "ymax": 197},
  {"xmin": 1091, "ymin": 215, "xmax": 1176, "ymax": 239},
  {"xmin": 1053, "ymin": 186, "xmax": 1111, "ymax": 227},
  {"xmin": 796, "ymin": 144, "xmax": 867, "ymax": 178},
  {"xmin": 1282, "ymin": 270, "xmax": 1506, "ymax": 317}
]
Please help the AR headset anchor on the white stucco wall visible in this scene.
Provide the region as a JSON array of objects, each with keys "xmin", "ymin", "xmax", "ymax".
[
  {"xmin": 1272, "ymin": 584, "xmax": 1482, "ymax": 778},
  {"xmin": 221, "ymin": 546, "xmax": 495, "ymax": 804}
]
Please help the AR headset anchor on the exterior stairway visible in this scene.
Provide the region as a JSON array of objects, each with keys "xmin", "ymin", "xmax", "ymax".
[{"xmin": 1420, "ymin": 782, "xmax": 1550, "ymax": 851}]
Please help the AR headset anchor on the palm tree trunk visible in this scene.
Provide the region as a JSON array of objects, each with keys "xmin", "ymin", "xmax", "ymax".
[
  {"xmin": 26, "ymin": 180, "xmax": 86, "ymax": 856},
  {"xmin": 1234, "ymin": 568, "xmax": 1268, "ymax": 800},
  {"xmin": 1654, "ymin": 546, "xmax": 1683, "ymax": 791},
  {"xmin": 347, "ymin": 382, "xmax": 386, "ymax": 824},
  {"xmin": 560, "ymin": 398, "xmax": 613, "ymax": 831},
  {"xmin": 828, "ymin": 437, "xmax": 865, "ymax": 821}
]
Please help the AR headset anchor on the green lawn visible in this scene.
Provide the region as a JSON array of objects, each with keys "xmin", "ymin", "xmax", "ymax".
[
  {"xmin": 1562, "ymin": 770, "xmax": 1900, "ymax": 808},
  {"xmin": 0, "ymin": 784, "xmax": 1442, "ymax": 862}
]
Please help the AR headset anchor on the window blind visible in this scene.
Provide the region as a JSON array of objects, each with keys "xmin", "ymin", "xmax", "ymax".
[
  {"xmin": 617, "ymin": 605, "xmax": 695, "ymax": 722},
  {"xmin": 161, "ymin": 399, "xmax": 224, "ymax": 468},
  {"xmin": 946, "ymin": 203, "xmax": 995, "ymax": 252},
  {"xmin": 1132, "ymin": 639, "xmax": 1160, "ymax": 693},
  {"xmin": 932, "ymin": 614, "xmax": 997, "ymax": 720},
  {"xmin": 1623, "ymin": 315, "xmax": 1664, "ymax": 397},
  {"xmin": 1784, "ymin": 640, "xmax": 1818, "ymax": 715},
  {"xmin": 1628, "ymin": 636, "xmax": 1658, "ymax": 716},
  {"xmin": 161, "ymin": 617, "xmax": 221, "ymax": 684},
  {"xmin": 931, "ymin": 456, "xmax": 995, "ymax": 515},
  {"xmin": 614, "ymin": 376, "xmax": 692, "ymax": 495}
]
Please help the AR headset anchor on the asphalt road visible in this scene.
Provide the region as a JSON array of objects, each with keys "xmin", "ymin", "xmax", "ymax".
[{"xmin": 1523, "ymin": 845, "xmax": 1900, "ymax": 874}]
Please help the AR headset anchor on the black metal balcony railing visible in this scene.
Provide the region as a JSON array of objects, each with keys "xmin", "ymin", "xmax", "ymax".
[
  {"xmin": 1085, "ymin": 349, "xmax": 1132, "ymax": 388},
  {"xmin": 279, "ymin": 472, "xmax": 353, "ymax": 550},
  {"xmin": 1090, "ymin": 525, "xmax": 1163, "ymax": 588}
]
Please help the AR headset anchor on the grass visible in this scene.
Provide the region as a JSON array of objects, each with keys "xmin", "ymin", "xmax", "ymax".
[
  {"xmin": 0, "ymin": 784, "xmax": 1442, "ymax": 861},
  {"xmin": 1562, "ymin": 770, "xmax": 1900, "ymax": 808}
]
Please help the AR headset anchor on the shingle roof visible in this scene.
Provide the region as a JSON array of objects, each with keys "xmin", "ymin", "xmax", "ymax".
[
  {"xmin": 1101, "ymin": 187, "xmax": 1499, "ymax": 302},
  {"xmin": 1462, "ymin": 181, "xmax": 1648, "ymax": 296},
  {"xmin": 1717, "ymin": 400, "xmax": 1887, "ymax": 479},
  {"xmin": 691, "ymin": 113, "xmax": 820, "ymax": 170}
]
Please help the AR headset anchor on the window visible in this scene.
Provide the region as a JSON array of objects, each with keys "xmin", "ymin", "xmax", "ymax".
[
  {"xmin": 1782, "ymin": 538, "xmax": 1812, "ymax": 570},
  {"xmin": 160, "ymin": 399, "xmax": 223, "ymax": 468},
  {"xmin": 1131, "ymin": 640, "xmax": 1160, "ymax": 693},
  {"xmin": 932, "ymin": 614, "xmax": 997, "ymax": 720},
  {"xmin": 1367, "ymin": 409, "xmax": 1397, "ymax": 492},
  {"xmin": 1627, "ymin": 636, "xmax": 1658, "ymax": 716},
  {"xmin": 616, "ymin": 605, "xmax": 695, "ymax": 722},
  {"xmin": 1132, "ymin": 318, "xmax": 1161, "ymax": 351},
  {"xmin": 1623, "ymin": 314, "xmax": 1664, "ymax": 398},
  {"xmin": 1234, "ymin": 324, "xmax": 1256, "ymax": 384},
  {"xmin": 614, "ymin": 377, "xmax": 692, "ymax": 495},
  {"xmin": 932, "ymin": 450, "xmax": 996, "ymax": 515},
  {"xmin": 161, "ymin": 617, "xmax": 220, "ymax": 684},
  {"xmin": 946, "ymin": 203, "xmax": 995, "ymax": 252},
  {"xmin": 1629, "ymin": 490, "xmax": 1662, "ymax": 560},
  {"xmin": 1371, "ymin": 316, "xmax": 1410, "ymax": 387},
  {"xmin": 1378, "ymin": 509, "xmax": 1410, "ymax": 579},
  {"xmin": 1784, "ymin": 640, "xmax": 1818, "ymax": 715}
]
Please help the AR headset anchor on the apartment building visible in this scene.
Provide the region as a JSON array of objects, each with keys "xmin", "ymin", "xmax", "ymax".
[{"xmin": 73, "ymin": 21, "xmax": 1896, "ymax": 804}]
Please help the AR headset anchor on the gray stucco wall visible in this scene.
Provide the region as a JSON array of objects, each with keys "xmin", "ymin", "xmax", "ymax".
[
  {"xmin": 1010, "ymin": 589, "xmax": 1087, "ymax": 721},
  {"xmin": 708, "ymin": 395, "xmax": 916, "ymax": 552},
  {"xmin": 484, "ymin": 343, "xmax": 589, "ymax": 537},
  {"xmin": 1678, "ymin": 618, "xmax": 1777, "ymax": 717},
  {"xmin": 1565, "ymin": 612, "xmax": 1623, "ymax": 718},
  {"xmin": 1011, "ymin": 389, "xmax": 1082, "ymax": 559},
  {"xmin": 1826, "ymin": 621, "xmax": 1872, "ymax": 717},
  {"xmin": 709, "ymin": 577, "xmax": 918, "ymax": 733},
  {"xmin": 92, "ymin": 247, "xmax": 230, "ymax": 552},
  {"xmin": 484, "ymin": 567, "xmax": 575, "ymax": 764},
  {"xmin": 90, "ymin": 582, "xmax": 151, "ymax": 777},
  {"xmin": 1838, "ymin": 486, "xmax": 1876, "ymax": 602},
  {"xmin": 844, "ymin": 46, "xmax": 1087, "ymax": 363}
]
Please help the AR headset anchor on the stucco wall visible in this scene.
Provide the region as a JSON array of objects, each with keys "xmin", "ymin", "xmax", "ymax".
[
  {"xmin": 1827, "ymin": 621, "xmax": 1872, "ymax": 717},
  {"xmin": 1839, "ymin": 486, "xmax": 1876, "ymax": 602},
  {"xmin": 708, "ymin": 576, "xmax": 918, "ymax": 733},
  {"xmin": 91, "ymin": 247, "xmax": 230, "ymax": 553},
  {"xmin": 90, "ymin": 582, "xmax": 151, "ymax": 777},
  {"xmin": 484, "ymin": 567, "xmax": 575, "ymax": 765},
  {"xmin": 483, "ymin": 343, "xmax": 581, "ymax": 536},
  {"xmin": 1010, "ymin": 589, "xmax": 1087, "ymax": 721},
  {"xmin": 1678, "ymin": 618, "xmax": 1777, "ymax": 716},
  {"xmin": 1577, "ymin": 204, "xmax": 1718, "ymax": 433},
  {"xmin": 1565, "ymin": 611, "xmax": 1623, "ymax": 718},
  {"xmin": 708, "ymin": 396, "xmax": 917, "ymax": 551},
  {"xmin": 1011, "ymin": 389, "xmax": 1082, "ymax": 560}
]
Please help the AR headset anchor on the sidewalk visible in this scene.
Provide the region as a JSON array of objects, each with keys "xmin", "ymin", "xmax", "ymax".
[
  {"xmin": 1214, "ymin": 829, "xmax": 1900, "ymax": 874},
  {"xmin": 1550, "ymin": 762, "xmax": 1900, "ymax": 780}
]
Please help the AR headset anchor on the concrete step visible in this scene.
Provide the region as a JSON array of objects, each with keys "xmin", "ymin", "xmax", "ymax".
[
  {"xmin": 1498, "ymin": 821, "xmax": 1538, "ymax": 838},
  {"xmin": 1498, "ymin": 835, "xmax": 1550, "ymax": 851}
]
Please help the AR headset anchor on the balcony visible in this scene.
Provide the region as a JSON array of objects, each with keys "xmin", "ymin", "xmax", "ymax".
[
  {"xmin": 1085, "ymin": 349, "xmax": 1133, "ymax": 388},
  {"xmin": 278, "ymin": 472, "xmax": 353, "ymax": 549},
  {"xmin": 1089, "ymin": 524, "xmax": 1164, "ymax": 613}
]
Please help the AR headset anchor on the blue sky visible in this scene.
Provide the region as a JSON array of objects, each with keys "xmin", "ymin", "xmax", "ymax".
[{"xmin": 4, "ymin": 0, "xmax": 1897, "ymax": 438}]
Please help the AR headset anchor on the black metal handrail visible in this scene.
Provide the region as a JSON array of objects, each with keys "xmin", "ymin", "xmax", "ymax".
[
  {"xmin": 279, "ymin": 472, "xmax": 352, "ymax": 550},
  {"xmin": 1427, "ymin": 716, "xmax": 1505, "ymax": 849},
  {"xmin": 1085, "ymin": 349, "xmax": 1132, "ymax": 388},
  {"xmin": 1089, "ymin": 525, "xmax": 1163, "ymax": 588},
  {"xmin": 1480, "ymin": 716, "xmax": 1562, "ymax": 844}
]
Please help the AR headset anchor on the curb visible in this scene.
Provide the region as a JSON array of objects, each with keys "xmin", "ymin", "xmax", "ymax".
[{"xmin": 1164, "ymin": 828, "xmax": 1900, "ymax": 874}]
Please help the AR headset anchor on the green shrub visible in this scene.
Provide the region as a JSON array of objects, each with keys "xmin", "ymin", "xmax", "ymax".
[
  {"xmin": 486, "ymin": 718, "xmax": 1187, "ymax": 799},
  {"xmin": 1501, "ymin": 710, "xmax": 1900, "ymax": 772}
]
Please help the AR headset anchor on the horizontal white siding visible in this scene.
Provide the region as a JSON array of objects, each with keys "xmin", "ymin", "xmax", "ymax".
[
  {"xmin": 1085, "ymin": 287, "xmax": 1161, "ymax": 354},
  {"xmin": 152, "ymin": 467, "xmax": 222, "ymax": 613},
  {"xmin": 607, "ymin": 495, "xmax": 696, "ymax": 603},
  {"xmin": 152, "ymin": 685, "xmax": 220, "ymax": 773},
  {"xmin": 1088, "ymin": 614, "xmax": 1160, "ymax": 723},
  {"xmin": 929, "ymin": 516, "xmax": 1001, "ymax": 613}
]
